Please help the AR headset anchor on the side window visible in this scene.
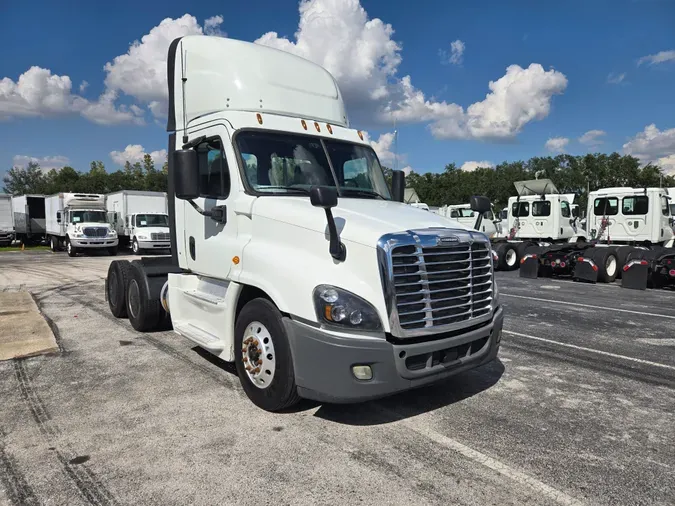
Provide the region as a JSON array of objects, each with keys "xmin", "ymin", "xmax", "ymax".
[
  {"xmin": 450, "ymin": 210, "xmax": 459, "ymax": 218},
  {"xmin": 532, "ymin": 201, "xmax": 551, "ymax": 217},
  {"xmin": 661, "ymin": 196, "xmax": 670, "ymax": 216},
  {"xmin": 125, "ymin": 216, "xmax": 129, "ymax": 227},
  {"xmin": 561, "ymin": 201, "xmax": 570, "ymax": 218},
  {"xmin": 594, "ymin": 197, "xmax": 618, "ymax": 216},
  {"xmin": 622, "ymin": 196, "xmax": 648, "ymax": 215},
  {"xmin": 196, "ymin": 137, "xmax": 230, "ymax": 198},
  {"xmin": 511, "ymin": 202, "xmax": 530, "ymax": 217}
]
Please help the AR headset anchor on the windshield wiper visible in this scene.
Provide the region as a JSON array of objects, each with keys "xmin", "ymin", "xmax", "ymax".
[
  {"xmin": 262, "ymin": 185, "xmax": 312, "ymax": 195},
  {"xmin": 340, "ymin": 188, "xmax": 385, "ymax": 200}
]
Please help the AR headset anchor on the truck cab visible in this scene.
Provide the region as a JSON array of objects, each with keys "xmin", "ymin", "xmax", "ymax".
[
  {"xmin": 125, "ymin": 213, "xmax": 170, "ymax": 254},
  {"xmin": 105, "ymin": 35, "xmax": 503, "ymax": 411},
  {"xmin": 437, "ymin": 204, "xmax": 502, "ymax": 238}
]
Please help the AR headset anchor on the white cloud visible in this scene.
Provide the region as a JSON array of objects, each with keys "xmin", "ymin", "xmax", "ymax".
[
  {"xmin": 460, "ymin": 160, "xmax": 494, "ymax": 172},
  {"xmin": 637, "ymin": 50, "xmax": 675, "ymax": 66},
  {"xmin": 439, "ymin": 39, "xmax": 465, "ymax": 66},
  {"xmin": 110, "ymin": 144, "xmax": 167, "ymax": 167},
  {"xmin": 363, "ymin": 131, "xmax": 405, "ymax": 167},
  {"xmin": 204, "ymin": 15, "xmax": 226, "ymax": 36},
  {"xmin": 79, "ymin": 80, "xmax": 89, "ymax": 93},
  {"xmin": 579, "ymin": 129, "xmax": 606, "ymax": 146},
  {"xmin": 12, "ymin": 154, "xmax": 70, "ymax": 171},
  {"xmin": 0, "ymin": 66, "xmax": 143, "ymax": 125},
  {"xmin": 401, "ymin": 165, "xmax": 412, "ymax": 175},
  {"xmin": 606, "ymin": 72, "xmax": 626, "ymax": 84},
  {"xmin": 545, "ymin": 137, "xmax": 569, "ymax": 153},
  {"xmin": 623, "ymin": 124, "xmax": 675, "ymax": 175}
]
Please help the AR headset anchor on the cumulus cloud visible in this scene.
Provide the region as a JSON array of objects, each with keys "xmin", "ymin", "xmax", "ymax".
[
  {"xmin": 204, "ymin": 15, "xmax": 226, "ymax": 36},
  {"xmin": 110, "ymin": 144, "xmax": 167, "ymax": 167},
  {"xmin": 460, "ymin": 160, "xmax": 494, "ymax": 172},
  {"xmin": 545, "ymin": 137, "xmax": 569, "ymax": 153},
  {"xmin": 362, "ymin": 131, "xmax": 407, "ymax": 169},
  {"xmin": 79, "ymin": 80, "xmax": 89, "ymax": 93},
  {"xmin": 623, "ymin": 124, "xmax": 675, "ymax": 174},
  {"xmin": 12, "ymin": 154, "xmax": 70, "ymax": 171},
  {"xmin": 606, "ymin": 72, "xmax": 626, "ymax": 84},
  {"xmin": 439, "ymin": 39, "xmax": 465, "ymax": 66},
  {"xmin": 401, "ymin": 165, "xmax": 412, "ymax": 175},
  {"xmin": 579, "ymin": 129, "xmax": 606, "ymax": 146},
  {"xmin": 0, "ymin": 66, "xmax": 142, "ymax": 125},
  {"xmin": 256, "ymin": 0, "xmax": 567, "ymax": 140},
  {"xmin": 637, "ymin": 50, "xmax": 675, "ymax": 66}
]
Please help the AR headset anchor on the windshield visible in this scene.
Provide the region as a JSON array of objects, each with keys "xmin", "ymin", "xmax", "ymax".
[
  {"xmin": 71, "ymin": 210, "xmax": 107, "ymax": 224},
  {"xmin": 135, "ymin": 214, "xmax": 169, "ymax": 227},
  {"xmin": 450, "ymin": 208, "xmax": 475, "ymax": 218},
  {"xmin": 670, "ymin": 204, "xmax": 675, "ymax": 216},
  {"xmin": 236, "ymin": 131, "xmax": 392, "ymax": 199}
]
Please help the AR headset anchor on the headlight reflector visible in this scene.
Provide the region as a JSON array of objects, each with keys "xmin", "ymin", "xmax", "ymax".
[{"xmin": 313, "ymin": 285, "xmax": 382, "ymax": 331}]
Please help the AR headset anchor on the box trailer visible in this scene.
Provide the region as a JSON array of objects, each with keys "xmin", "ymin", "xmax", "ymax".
[
  {"xmin": 45, "ymin": 193, "xmax": 119, "ymax": 256},
  {"xmin": 12, "ymin": 194, "xmax": 46, "ymax": 245},
  {"xmin": 0, "ymin": 194, "xmax": 14, "ymax": 246},
  {"xmin": 106, "ymin": 190, "xmax": 170, "ymax": 254}
]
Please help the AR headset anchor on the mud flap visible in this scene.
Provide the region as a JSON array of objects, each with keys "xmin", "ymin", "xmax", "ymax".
[
  {"xmin": 621, "ymin": 260, "xmax": 649, "ymax": 290},
  {"xmin": 573, "ymin": 257, "xmax": 598, "ymax": 283},
  {"xmin": 519, "ymin": 255, "xmax": 539, "ymax": 278}
]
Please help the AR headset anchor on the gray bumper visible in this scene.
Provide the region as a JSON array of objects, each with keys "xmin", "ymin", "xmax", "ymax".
[
  {"xmin": 71, "ymin": 238, "xmax": 119, "ymax": 248},
  {"xmin": 284, "ymin": 306, "xmax": 503, "ymax": 404},
  {"xmin": 137, "ymin": 240, "xmax": 171, "ymax": 249}
]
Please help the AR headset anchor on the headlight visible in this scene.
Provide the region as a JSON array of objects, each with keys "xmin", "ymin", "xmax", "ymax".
[
  {"xmin": 108, "ymin": 230, "xmax": 117, "ymax": 236},
  {"xmin": 137, "ymin": 235, "xmax": 148, "ymax": 240},
  {"xmin": 73, "ymin": 233, "xmax": 84, "ymax": 238},
  {"xmin": 313, "ymin": 285, "xmax": 382, "ymax": 331}
]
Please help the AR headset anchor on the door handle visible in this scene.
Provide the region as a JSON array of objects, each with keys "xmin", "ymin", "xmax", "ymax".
[{"xmin": 189, "ymin": 236, "xmax": 196, "ymax": 261}]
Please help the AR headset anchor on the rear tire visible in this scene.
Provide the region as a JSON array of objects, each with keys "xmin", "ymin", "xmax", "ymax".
[
  {"xmin": 234, "ymin": 298, "xmax": 300, "ymax": 412},
  {"xmin": 49, "ymin": 236, "xmax": 59, "ymax": 252},
  {"xmin": 126, "ymin": 263, "xmax": 162, "ymax": 332},
  {"xmin": 515, "ymin": 241, "xmax": 535, "ymax": 263},
  {"xmin": 591, "ymin": 248, "xmax": 618, "ymax": 283},
  {"xmin": 496, "ymin": 243, "xmax": 518, "ymax": 271},
  {"xmin": 106, "ymin": 260, "xmax": 133, "ymax": 318}
]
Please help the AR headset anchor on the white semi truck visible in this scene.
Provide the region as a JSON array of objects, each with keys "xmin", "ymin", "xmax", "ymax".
[
  {"xmin": 435, "ymin": 204, "xmax": 502, "ymax": 239},
  {"xmin": 0, "ymin": 194, "xmax": 14, "ymax": 246},
  {"xmin": 106, "ymin": 190, "xmax": 170, "ymax": 254},
  {"xmin": 12, "ymin": 194, "xmax": 46, "ymax": 245},
  {"xmin": 45, "ymin": 193, "xmax": 119, "ymax": 256},
  {"xmin": 104, "ymin": 35, "xmax": 503, "ymax": 412}
]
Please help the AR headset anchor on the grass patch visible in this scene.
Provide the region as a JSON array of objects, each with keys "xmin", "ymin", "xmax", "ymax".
[{"xmin": 0, "ymin": 245, "xmax": 51, "ymax": 253}]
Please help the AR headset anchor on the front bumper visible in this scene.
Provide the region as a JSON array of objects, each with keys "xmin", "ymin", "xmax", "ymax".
[
  {"xmin": 137, "ymin": 240, "xmax": 171, "ymax": 249},
  {"xmin": 71, "ymin": 237, "xmax": 119, "ymax": 248},
  {"xmin": 285, "ymin": 306, "xmax": 503, "ymax": 404}
]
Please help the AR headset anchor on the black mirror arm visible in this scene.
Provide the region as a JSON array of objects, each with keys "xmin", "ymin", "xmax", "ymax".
[
  {"xmin": 187, "ymin": 200, "xmax": 227, "ymax": 224},
  {"xmin": 324, "ymin": 208, "xmax": 346, "ymax": 261}
]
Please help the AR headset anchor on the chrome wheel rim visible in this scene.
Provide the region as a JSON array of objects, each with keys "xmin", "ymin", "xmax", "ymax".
[
  {"xmin": 128, "ymin": 280, "xmax": 140, "ymax": 319},
  {"xmin": 241, "ymin": 321, "xmax": 276, "ymax": 390},
  {"xmin": 505, "ymin": 249, "xmax": 517, "ymax": 266},
  {"xmin": 606, "ymin": 256, "xmax": 617, "ymax": 277}
]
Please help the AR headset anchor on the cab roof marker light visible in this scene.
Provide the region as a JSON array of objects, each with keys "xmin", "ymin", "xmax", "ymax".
[{"xmin": 301, "ymin": 119, "xmax": 308, "ymax": 130}]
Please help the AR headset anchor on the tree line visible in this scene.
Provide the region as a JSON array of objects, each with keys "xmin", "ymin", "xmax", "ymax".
[
  {"xmin": 2, "ymin": 154, "xmax": 168, "ymax": 195},
  {"xmin": 399, "ymin": 152, "xmax": 675, "ymax": 211}
]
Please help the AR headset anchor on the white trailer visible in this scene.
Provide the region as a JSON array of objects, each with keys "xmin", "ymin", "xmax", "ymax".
[
  {"xmin": 106, "ymin": 190, "xmax": 170, "ymax": 254},
  {"xmin": 12, "ymin": 194, "xmax": 46, "ymax": 245},
  {"xmin": 45, "ymin": 193, "xmax": 118, "ymax": 257},
  {"xmin": 0, "ymin": 194, "xmax": 14, "ymax": 246},
  {"xmin": 104, "ymin": 35, "xmax": 503, "ymax": 412}
]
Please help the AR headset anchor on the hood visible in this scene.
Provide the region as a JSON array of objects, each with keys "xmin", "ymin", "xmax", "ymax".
[
  {"xmin": 135, "ymin": 226, "xmax": 169, "ymax": 233},
  {"xmin": 252, "ymin": 196, "xmax": 472, "ymax": 247},
  {"xmin": 74, "ymin": 222, "xmax": 113, "ymax": 229}
]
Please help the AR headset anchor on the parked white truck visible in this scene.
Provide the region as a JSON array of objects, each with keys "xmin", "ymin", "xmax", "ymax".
[
  {"xmin": 104, "ymin": 35, "xmax": 503, "ymax": 412},
  {"xmin": 0, "ymin": 194, "xmax": 14, "ymax": 246},
  {"xmin": 12, "ymin": 194, "xmax": 46, "ymax": 245},
  {"xmin": 435, "ymin": 204, "xmax": 502, "ymax": 239},
  {"xmin": 106, "ymin": 190, "xmax": 170, "ymax": 254},
  {"xmin": 45, "ymin": 193, "xmax": 118, "ymax": 256}
]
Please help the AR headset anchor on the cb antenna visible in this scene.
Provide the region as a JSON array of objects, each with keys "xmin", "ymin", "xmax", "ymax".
[
  {"xmin": 393, "ymin": 113, "xmax": 398, "ymax": 172},
  {"xmin": 180, "ymin": 43, "xmax": 188, "ymax": 145}
]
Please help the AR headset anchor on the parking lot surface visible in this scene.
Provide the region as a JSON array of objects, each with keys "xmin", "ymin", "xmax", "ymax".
[{"xmin": 1, "ymin": 251, "xmax": 673, "ymax": 506}]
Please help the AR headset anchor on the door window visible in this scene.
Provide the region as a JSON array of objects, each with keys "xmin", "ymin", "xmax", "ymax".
[
  {"xmin": 196, "ymin": 137, "xmax": 230, "ymax": 198},
  {"xmin": 621, "ymin": 196, "xmax": 648, "ymax": 215},
  {"xmin": 532, "ymin": 201, "xmax": 551, "ymax": 217},
  {"xmin": 594, "ymin": 197, "xmax": 618, "ymax": 216},
  {"xmin": 661, "ymin": 196, "xmax": 670, "ymax": 216},
  {"xmin": 561, "ymin": 201, "xmax": 571, "ymax": 218},
  {"xmin": 511, "ymin": 202, "xmax": 529, "ymax": 217}
]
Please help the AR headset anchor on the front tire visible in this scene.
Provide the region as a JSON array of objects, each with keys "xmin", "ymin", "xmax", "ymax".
[
  {"xmin": 132, "ymin": 239, "xmax": 140, "ymax": 255},
  {"xmin": 234, "ymin": 298, "xmax": 300, "ymax": 412},
  {"xmin": 66, "ymin": 237, "xmax": 77, "ymax": 257}
]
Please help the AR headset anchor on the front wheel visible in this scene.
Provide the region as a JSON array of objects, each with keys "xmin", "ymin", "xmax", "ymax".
[
  {"xmin": 132, "ymin": 239, "xmax": 140, "ymax": 255},
  {"xmin": 66, "ymin": 237, "xmax": 77, "ymax": 257},
  {"xmin": 234, "ymin": 298, "xmax": 300, "ymax": 412}
]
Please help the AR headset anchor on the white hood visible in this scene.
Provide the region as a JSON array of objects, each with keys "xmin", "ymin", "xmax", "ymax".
[{"xmin": 252, "ymin": 197, "xmax": 472, "ymax": 247}]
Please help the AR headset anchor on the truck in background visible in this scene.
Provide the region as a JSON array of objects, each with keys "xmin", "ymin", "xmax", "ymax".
[
  {"xmin": 0, "ymin": 194, "xmax": 14, "ymax": 246},
  {"xmin": 106, "ymin": 190, "xmax": 170, "ymax": 254},
  {"xmin": 435, "ymin": 204, "xmax": 502, "ymax": 239},
  {"xmin": 12, "ymin": 195, "xmax": 46, "ymax": 245},
  {"xmin": 104, "ymin": 35, "xmax": 503, "ymax": 412},
  {"xmin": 45, "ymin": 193, "xmax": 118, "ymax": 257}
]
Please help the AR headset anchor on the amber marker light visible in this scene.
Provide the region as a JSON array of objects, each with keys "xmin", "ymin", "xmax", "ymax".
[
  {"xmin": 301, "ymin": 119, "xmax": 307, "ymax": 130},
  {"xmin": 326, "ymin": 124, "xmax": 333, "ymax": 134},
  {"xmin": 232, "ymin": 256, "xmax": 240, "ymax": 265},
  {"xmin": 357, "ymin": 130, "xmax": 364, "ymax": 140},
  {"xmin": 256, "ymin": 113, "xmax": 263, "ymax": 125}
]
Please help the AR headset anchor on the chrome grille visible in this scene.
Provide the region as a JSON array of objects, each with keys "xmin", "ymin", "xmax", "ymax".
[
  {"xmin": 378, "ymin": 229, "xmax": 494, "ymax": 338},
  {"xmin": 151, "ymin": 232, "xmax": 170, "ymax": 241},
  {"xmin": 83, "ymin": 227, "xmax": 107, "ymax": 237}
]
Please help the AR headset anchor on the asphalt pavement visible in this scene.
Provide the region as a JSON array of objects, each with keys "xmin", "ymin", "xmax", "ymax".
[{"xmin": 0, "ymin": 251, "xmax": 673, "ymax": 506}]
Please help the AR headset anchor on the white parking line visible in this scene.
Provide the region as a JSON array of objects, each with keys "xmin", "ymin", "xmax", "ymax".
[
  {"xmin": 503, "ymin": 330, "xmax": 675, "ymax": 371},
  {"xmin": 501, "ymin": 293, "xmax": 675, "ymax": 320},
  {"xmin": 383, "ymin": 411, "xmax": 585, "ymax": 506}
]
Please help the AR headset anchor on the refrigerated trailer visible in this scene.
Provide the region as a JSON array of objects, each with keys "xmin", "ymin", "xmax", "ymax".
[
  {"xmin": 0, "ymin": 194, "xmax": 14, "ymax": 246},
  {"xmin": 106, "ymin": 190, "xmax": 170, "ymax": 254},
  {"xmin": 45, "ymin": 193, "xmax": 119, "ymax": 256},
  {"xmin": 104, "ymin": 35, "xmax": 504, "ymax": 412},
  {"xmin": 12, "ymin": 194, "xmax": 46, "ymax": 245}
]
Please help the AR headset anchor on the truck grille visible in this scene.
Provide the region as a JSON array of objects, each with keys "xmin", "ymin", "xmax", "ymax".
[
  {"xmin": 378, "ymin": 230, "xmax": 494, "ymax": 338},
  {"xmin": 150, "ymin": 232, "xmax": 170, "ymax": 241},
  {"xmin": 83, "ymin": 227, "xmax": 108, "ymax": 237}
]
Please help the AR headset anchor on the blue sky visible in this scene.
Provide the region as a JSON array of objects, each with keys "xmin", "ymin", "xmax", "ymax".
[{"xmin": 1, "ymin": 0, "xmax": 674, "ymax": 179}]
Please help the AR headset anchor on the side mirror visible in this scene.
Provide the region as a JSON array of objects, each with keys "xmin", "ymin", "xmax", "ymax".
[
  {"xmin": 310, "ymin": 186, "xmax": 338, "ymax": 209},
  {"xmin": 469, "ymin": 195, "xmax": 491, "ymax": 215},
  {"xmin": 173, "ymin": 149, "xmax": 200, "ymax": 200},
  {"xmin": 391, "ymin": 170, "xmax": 405, "ymax": 203}
]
